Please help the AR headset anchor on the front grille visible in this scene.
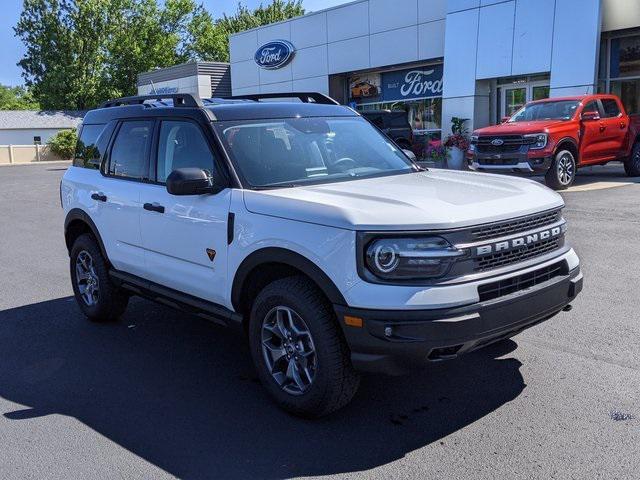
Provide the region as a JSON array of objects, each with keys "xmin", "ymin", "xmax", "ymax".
[
  {"xmin": 470, "ymin": 209, "xmax": 562, "ymax": 241},
  {"xmin": 477, "ymin": 144, "xmax": 521, "ymax": 154},
  {"xmin": 478, "ymin": 261, "xmax": 567, "ymax": 302},
  {"xmin": 475, "ymin": 135, "xmax": 528, "ymax": 154},
  {"xmin": 474, "ymin": 237, "xmax": 560, "ymax": 272}
]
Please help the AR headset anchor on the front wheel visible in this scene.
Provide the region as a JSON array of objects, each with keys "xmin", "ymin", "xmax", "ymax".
[
  {"xmin": 249, "ymin": 276, "xmax": 360, "ymax": 418},
  {"xmin": 545, "ymin": 150, "xmax": 576, "ymax": 190},
  {"xmin": 624, "ymin": 142, "xmax": 640, "ymax": 177}
]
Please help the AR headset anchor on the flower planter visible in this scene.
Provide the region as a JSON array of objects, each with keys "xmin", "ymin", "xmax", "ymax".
[{"xmin": 447, "ymin": 146, "xmax": 465, "ymax": 170}]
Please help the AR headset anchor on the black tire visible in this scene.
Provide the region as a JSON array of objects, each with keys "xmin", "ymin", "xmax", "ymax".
[
  {"xmin": 248, "ymin": 276, "xmax": 360, "ymax": 418},
  {"xmin": 545, "ymin": 149, "xmax": 576, "ymax": 190},
  {"xmin": 70, "ymin": 233, "xmax": 129, "ymax": 322},
  {"xmin": 624, "ymin": 142, "xmax": 640, "ymax": 177}
]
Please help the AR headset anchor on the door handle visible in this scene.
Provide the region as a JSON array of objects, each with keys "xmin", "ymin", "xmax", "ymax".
[
  {"xmin": 91, "ymin": 192, "xmax": 107, "ymax": 202},
  {"xmin": 143, "ymin": 202, "xmax": 165, "ymax": 214}
]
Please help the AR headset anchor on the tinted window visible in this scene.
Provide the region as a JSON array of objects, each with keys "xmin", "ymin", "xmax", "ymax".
[
  {"xmin": 108, "ymin": 121, "xmax": 153, "ymax": 179},
  {"xmin": 156, "ymin": 121, "xmax": 215, "ymax": 183},
  {"xmin": 601, "ymin": 99, "xmax": 621, "ymax": 118},
  {"xmin": 583, "ymin": 101, "xmax": 600, "ymax": 115},
  {"xmin": 74, "ymin": 124, "xmax": 105, "ymax": 169}
]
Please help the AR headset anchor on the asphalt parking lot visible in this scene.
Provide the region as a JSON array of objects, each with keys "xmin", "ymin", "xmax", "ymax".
[{"xmin": 0, "ymin": 162, "xmax": 639, "ymax": 480}]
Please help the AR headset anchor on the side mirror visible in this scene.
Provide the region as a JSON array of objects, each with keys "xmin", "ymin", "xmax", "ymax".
[
  {"xmin": 581, "ymin": 111, "xmax": 600, "ymax": 122},
  {"xmin": 403, "ymin": 149, "xmax": 417, "ymax": 162},
  {"xmin": 501, "ymin": 116, "xmax": 511, "ymax": 123},
  {"xmin": 166, "ymin": 168, "xmax": 218, "ymax": 195}
]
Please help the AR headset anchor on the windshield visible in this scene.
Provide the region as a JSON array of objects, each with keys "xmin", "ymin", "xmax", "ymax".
[
  {"xmin": 214, "ymin": 117, "xmax": 416, "ymax": 188},
  {"xmin": 509, "ymin": 100, "xmax": 580, "ymax": 122}
]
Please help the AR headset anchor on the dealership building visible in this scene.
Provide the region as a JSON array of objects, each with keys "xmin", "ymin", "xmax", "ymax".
[{"xmin": 228, "ymin": 0, "xmax": 640, "ymax": 154}]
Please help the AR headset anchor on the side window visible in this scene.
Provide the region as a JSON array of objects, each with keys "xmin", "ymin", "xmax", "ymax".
[
  {"xmin": 156, "ymin": 121, "xmax": 215, "ymax": 183},
  {"xmin": 74, "ymin": 124, "xmax": 105, "ymax": 169},
  {"xmin": 582, "ymin": 101, "xmax": 600, "ymax": 116},
  {"xmin": 108, "ymin": 120, "xmax": 153, "ymax": 179},
  {"xmin": 601, "ymin": 99, "xmax": 621, "ymax": 118}
]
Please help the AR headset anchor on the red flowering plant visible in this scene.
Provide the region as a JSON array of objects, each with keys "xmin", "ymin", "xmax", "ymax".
[
  {"xmin": 444, "ymin": 117, "xmax": 470, "ymax": 151},
  {"xmin": 423, "ymin": 143, "xmax": 447, "ymax": 163}
]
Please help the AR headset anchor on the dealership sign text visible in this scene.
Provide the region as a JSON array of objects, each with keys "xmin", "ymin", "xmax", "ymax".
[{"xmin": 255, "ymin": 40, "xmax": 296, "ymax": 69}]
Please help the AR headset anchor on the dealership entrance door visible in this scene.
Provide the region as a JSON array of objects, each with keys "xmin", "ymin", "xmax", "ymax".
[{"xmin": 497, "ymin": 75, "xmax": 550, "ymax": 121}]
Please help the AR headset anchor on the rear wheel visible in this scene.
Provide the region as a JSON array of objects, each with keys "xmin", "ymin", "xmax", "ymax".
[
  {"xmin": 70, "ymin": 234, "xmax": 128, "ymax": 322},
  {"xmin": 624, "ymin": 142, "xmax": 640, "ymax": 177},
  {"xmin": 545, "ymin": 150, "xmax": 576, "ymax": 190},
  {"xmin": 249, "ymin": 276, "xmax": 360, "ymax": 417}
]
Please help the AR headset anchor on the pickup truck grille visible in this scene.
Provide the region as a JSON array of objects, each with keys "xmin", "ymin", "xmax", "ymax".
[
  {"xmin": 470, "ymin": 209, "xmax": 562, "ymax": 241},
  {"xmin": 474, "ymin": 237, "xmax": 561, "ymax": 272},
  {"xmin": 475, "ymin": 135, "xmax": 526, "ymax": 154}
]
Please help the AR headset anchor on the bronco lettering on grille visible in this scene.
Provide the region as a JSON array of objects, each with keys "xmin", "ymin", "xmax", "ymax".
[{"xmin": 476, "ymin": 225, "xmax": 564, "ymax": 256}]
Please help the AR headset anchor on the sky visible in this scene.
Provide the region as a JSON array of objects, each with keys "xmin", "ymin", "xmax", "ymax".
[{"xmin": 0, "ymin": 0, "xmax": 348, "ymax": 87}]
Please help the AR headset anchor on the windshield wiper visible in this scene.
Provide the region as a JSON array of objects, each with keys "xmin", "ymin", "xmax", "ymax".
[{"xmin": 251, "ymin": 183, "xmax": 301, "ymax": 190}]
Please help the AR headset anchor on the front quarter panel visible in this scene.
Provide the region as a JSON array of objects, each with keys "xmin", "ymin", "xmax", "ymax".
[{"xmin": 227, "ymin": 190, "xmax": 359, "ymax": 309}]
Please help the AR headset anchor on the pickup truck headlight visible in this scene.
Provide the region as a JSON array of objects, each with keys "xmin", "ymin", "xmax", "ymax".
[
  {"xmin": 524, "ymin": 133, "xmax": 548, "ymax": 150},
  {"xmin": 365, "ymin": 236, "xmax": 467, "ymax": 280}
]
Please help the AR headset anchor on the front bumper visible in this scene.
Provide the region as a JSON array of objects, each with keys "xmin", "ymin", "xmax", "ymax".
[
  {"xmin": 469, "ymin": 150, "xmax": 553, "ymax": 173},
  {"xmin": 335, "ymin": 266, "xmax": 582, "ymax": 375}
]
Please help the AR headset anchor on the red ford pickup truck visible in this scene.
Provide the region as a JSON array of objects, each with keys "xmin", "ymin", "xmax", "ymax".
[{"xmin": 468, "ymin": 94, "xmax": 640, "ymax": 189}]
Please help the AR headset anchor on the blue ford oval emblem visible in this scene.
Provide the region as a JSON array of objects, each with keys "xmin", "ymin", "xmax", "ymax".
[
  {"xmin": 255, "ymin": 40, "xmax": 295, "ymax": 69},
  {"xmin": 491, "ymin": 138, "xmax": 504, "ymax": 146}
]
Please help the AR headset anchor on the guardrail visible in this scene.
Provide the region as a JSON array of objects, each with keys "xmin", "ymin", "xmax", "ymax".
[{"xmin": 0, "ymin": 144, "xmax": 67, "ymax": 165}]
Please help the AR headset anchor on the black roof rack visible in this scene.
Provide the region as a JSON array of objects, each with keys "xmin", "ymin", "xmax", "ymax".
[
  {"xmin": 100, "ymin": 93, "xmax": 204, "ymax": 109},
  {"xmin": 225, "ymin": 92, "xmax": 340, "ymax": 105}
]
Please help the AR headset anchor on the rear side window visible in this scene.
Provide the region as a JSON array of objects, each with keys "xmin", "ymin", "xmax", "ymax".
[
  {"xmin": 601, "ymin": 99, "xmax": 621, "ymax": 118},
  {"xmin": 74, "ymin": 124, "xmax": 105, "ymax": 169},
  {"xmin": 156, "ymin": 121, "xmax": 215, "ymax": 183},
  {"xmin": 108, "ymin": 120, "xmax": 153, "ymax": 179}
]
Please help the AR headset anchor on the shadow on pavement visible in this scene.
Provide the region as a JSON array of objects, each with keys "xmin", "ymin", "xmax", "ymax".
[{"xmin": 0, "ymin": 296, "xmax": 525, "ymax": 479}]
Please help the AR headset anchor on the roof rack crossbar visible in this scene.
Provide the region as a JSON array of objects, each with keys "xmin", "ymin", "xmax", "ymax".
[
  {"xmin": 225, "ymin": 92, "xmax": 340, "ymax": 105},
  {"xmin": 100, "ymin": 93, "xmax": 204, "ymax": 109}
]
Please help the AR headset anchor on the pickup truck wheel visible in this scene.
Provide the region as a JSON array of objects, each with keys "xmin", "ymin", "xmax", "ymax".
[
  {"xmin": 70, "ymin": 233, "xmax": 129, "ymax": 322},
  {"xmin": 624, "ymin": 142, "xmax": 640, "ymax": 177},
  {"xmin": 249, "ymin": 276, "xmax": 360, "ymax": 417},
  {"xmin": 545, "ymin": 150, "xmax": 576, "ymax": 190}
]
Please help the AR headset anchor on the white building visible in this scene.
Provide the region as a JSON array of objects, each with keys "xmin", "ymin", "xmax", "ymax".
[
  {"xmin": 228, "ymin": 0, "xmax": 640, "ymax": 154},
  {"xmin": 0, "ymin": 110, "xmax": 84, "ymax": 145}
]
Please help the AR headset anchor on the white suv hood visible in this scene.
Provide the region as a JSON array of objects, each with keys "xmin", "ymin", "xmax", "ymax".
[{"xmin": 242, "ymin": 170, "xmax": 564, "ymax": 231}]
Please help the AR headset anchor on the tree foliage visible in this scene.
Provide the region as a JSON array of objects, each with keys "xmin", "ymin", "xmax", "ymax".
[
  {"xmin": 48, "ymin": 129, "xmax": 78, "ymax": 159},
  {"xmin": 187, "ymin": 1, "xmax": 305, "ymax": 62},
  {"xmin": 0, "ymin": 85, "xmax": 40, "ymax": 110},
  {"xmin": 15, "ymin": 0, "xmax": 305, "ymax": 110}
]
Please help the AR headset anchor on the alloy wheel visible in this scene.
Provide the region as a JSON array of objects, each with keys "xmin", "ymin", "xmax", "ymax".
[
  {"xmin": 75, "ymin": 250, "xmax": 100, "ymax": 306},
  {"xmin": 557, "ymin": 153, "xmax": 574, "ymax": 186},
  {"xmin": 261, "ymin": 306, "xmax": 317, "ymax": 395}
]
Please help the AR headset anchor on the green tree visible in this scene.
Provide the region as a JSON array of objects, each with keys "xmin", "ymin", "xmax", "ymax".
[
  {"xmin": 15, "ymin": 0, "xmax": 204, "ymax": 109},
  {"xmin": 48, "ymin": 129, "xmax": 77, "ymax": 158},
  {"xmin": 15, "ymin": 0, "xmax": 306, "ymax": 109},
  {"xmin": 0, "ymin": 85, "xmax": 40, "ymax": 110},
  {"xmin": 187, "ymin": 1, "xmax": 305, "ymax": 62}
]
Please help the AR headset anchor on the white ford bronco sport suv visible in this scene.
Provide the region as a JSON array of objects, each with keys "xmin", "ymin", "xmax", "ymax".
[{"xmin": 62, "ymin": 93, "xmax": 582, "ymax": 417}]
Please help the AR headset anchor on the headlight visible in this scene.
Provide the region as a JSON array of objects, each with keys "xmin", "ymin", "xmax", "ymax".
[
  {"xmin": 524, "ymin": 133, "xmax": 548, "ymax": 150},
  {"xmin": 365, "ymin": 236, "xmax": 466, "ymax": 280},
  {"xmin": 470, "ymin": 135, "xmax": 479, "ymax": 144}
]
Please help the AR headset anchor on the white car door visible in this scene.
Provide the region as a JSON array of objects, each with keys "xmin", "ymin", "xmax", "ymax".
[
  {"xmin": 92, "ymin": 119, "xmax": 154, "ymax": 277},
  {"xmin": 138, "ymin": 119, "xmax": 231, "ymax": 305}
]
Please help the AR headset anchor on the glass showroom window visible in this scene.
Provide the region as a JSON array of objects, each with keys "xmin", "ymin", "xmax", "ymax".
[{"xmin": 600, "ymin": 32, "xmax": 640, "ymax": 114}]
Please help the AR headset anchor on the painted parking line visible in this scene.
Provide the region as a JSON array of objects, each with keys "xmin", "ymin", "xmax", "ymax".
[{"xmin": 564, "ymin": 180, "xmax": 640, "ymax": 192}]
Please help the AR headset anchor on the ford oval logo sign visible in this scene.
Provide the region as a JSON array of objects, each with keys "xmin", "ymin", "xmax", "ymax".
[
  {"xmin": 255, "ymin": 40, "xmax": 295, "ymax": 69},
  {"xmin": 491, "ymin": 138, "xmax": 504, "ymax": 146}
]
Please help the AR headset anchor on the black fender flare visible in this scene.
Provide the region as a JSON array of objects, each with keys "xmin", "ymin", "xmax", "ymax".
[
  {"xmin": 231, "ymin": 247, "xmax": 347, "ymax": 310},
  {"xmin": 64, "ymin": 208, "xmax": 108, "ymax": 260},
  {"xmin": 554, "ymin": 137, "xmax": 580, "ymax": 160}
]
